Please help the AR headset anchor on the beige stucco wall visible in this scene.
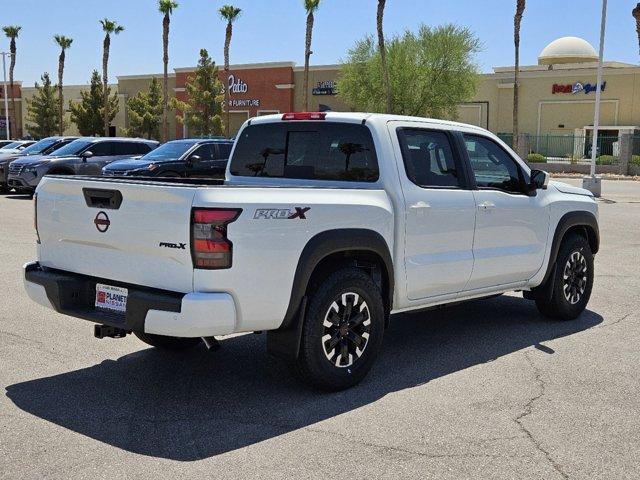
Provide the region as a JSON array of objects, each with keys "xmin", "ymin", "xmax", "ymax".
[
  {"xmin": 293, "ymin": 66, "xmax": 352, "ymax": 113},
  {"xmin": 118, "ymin": 74, "xmax": 177, "ymax": 140},
  {"xmin": 22, "ymin": 83, "xmax": 121, "ymax": 137},
  {"xmin": 488, "ymin": 65, "xmax": 640, "ymax": 136}
]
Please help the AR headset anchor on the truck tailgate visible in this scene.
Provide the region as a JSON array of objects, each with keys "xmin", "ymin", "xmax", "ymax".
[{"xmin": 36, "ymin": 177, "xmax": 197, "ymax": 293}]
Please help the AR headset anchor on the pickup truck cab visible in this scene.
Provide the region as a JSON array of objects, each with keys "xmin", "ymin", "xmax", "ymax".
[
  {"xmin": 8, "ymin": 137, "xmax": 158, "ymax": 194},
  {"xmin": 102, "ymin": 138, "xmax": 234, "ymax": 179},
  {"xmin": 23, "ymin": 112, "xmax": 599, "ymax": 390}
]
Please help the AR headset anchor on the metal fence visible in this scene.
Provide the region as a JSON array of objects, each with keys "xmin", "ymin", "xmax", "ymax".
[{"xmin": 497, "ymin": 133, "xmax": 621, "ymax": 165}]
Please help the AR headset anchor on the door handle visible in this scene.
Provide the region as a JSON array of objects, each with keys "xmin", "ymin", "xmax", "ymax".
[
  {"xmin": 478, "ymin": 201, "xmax": 496, "ymax": 211},
  {"xmin": 410, "ymin": 201, "xmax": 431, "ymax": 211}
]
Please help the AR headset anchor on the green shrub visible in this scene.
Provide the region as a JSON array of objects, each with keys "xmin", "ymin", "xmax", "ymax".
[
  {"xmin": 527, "ymin": 153, "xmax": 547, "ymax": 163},
  {"xmin": 631, "ymin": 155, "xmax": 640, "ymax": 166},
  {"xmin": 596, "ymin": 155, "xmax": 617, "ymax": 165}
]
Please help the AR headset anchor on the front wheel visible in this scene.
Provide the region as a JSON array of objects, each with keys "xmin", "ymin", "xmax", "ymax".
[
  {"xmin": 134, "ymin": 331, "xmax": 201, "ymax": 350},
  {"xmin": 535, "ymin": 233, "xmax": 594, "ymax": 320},
  {"xmin": 296, "ymin": 267, "xmax": 385, "ymax": 391}
]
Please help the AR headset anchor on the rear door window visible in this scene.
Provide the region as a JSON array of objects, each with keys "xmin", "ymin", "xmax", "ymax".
[
  {"xmin": 88, "ymin": 142, "xmax": 114, "ymax": 156},
  {"xmin": 230, "ymin": 122, "xmax": 379, "ymax": 182},
  {"xmin": 113, "ymin": 142, "xmax": 151, "ymax": 156},
  {"xmin": 397, "ymin": 129, "xmax": 462, "ymax": 188},
  {"xmin": 217, "ymin": 143, "xmax": 233, "ymax": 159}
]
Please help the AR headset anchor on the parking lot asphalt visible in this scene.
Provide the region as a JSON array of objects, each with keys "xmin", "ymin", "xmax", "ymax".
[{"xmin": 0, "ymin": 179, "xmax": 638, "ymax": 480}]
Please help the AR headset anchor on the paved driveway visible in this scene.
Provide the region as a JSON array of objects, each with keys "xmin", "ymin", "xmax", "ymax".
[{"xmin": 0, "ymin": 179, "xmax": 638, "ymax": 479}]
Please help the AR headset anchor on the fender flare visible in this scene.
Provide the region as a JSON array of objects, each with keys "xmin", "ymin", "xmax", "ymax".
[
  {"xmin": 539, "ymin": 210, "xmax": 599, "ymax": 287},
  {"xmin": 267, "ymin": 228, "xmax": 394, "ymax": 360}
]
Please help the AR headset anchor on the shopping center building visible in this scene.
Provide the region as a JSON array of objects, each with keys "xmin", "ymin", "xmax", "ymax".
[{"xmin": 16, "ymin": 36, "xmax": 640, "ymax": 156}]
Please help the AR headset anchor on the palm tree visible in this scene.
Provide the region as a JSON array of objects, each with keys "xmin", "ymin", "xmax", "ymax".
[
  {"xmin": 54, "ymin": 35, "xmax": 73, "ymax": 136},
  {"xmin": 376, "ymin": 1, "xmax": 392, "ymax": 114},
  {"xmin": 99, "ymin": 19, "xmax": 124, "ymax": 137},
  {"xmin": 159, "ymin": 0, "xmax": 178, "ymax": 143},
  {"xmin": 302, "ymin": 0, "xmax": 320, "ymax": 112},
  {"xmin": 513, "ymin": 0, "xmax": 525, "ymax": 149},
  {"xmin": 219, "ymin": 4, "xmax": 242, "ymax": 138},
  {"xmin": 2, "ymin": 26, "xmax": 21, "ymax": 137},
  {"xmin": 633, "ymin": 3, "xmax": 640, "ymax": 56}
]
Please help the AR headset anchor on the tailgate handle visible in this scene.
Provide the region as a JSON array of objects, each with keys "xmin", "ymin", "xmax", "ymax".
[{"xmin": 82, "ymin": 188, "xmax": 123, "ymax": 209}]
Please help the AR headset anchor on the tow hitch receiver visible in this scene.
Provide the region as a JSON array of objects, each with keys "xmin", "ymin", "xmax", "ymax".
[{"xmin": 94, "ymin": 325, "xmax": 129, "ymax": 339}]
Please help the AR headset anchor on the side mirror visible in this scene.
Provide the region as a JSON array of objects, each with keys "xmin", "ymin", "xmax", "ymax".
[
  {"xmin": 188, "ymin": 154, "xmax": 201, "ymax": 165},
  {"xmin": 529, "ymin": 169, "xmax": 549, "ymax": 192},
  {"xmin": 81, "ymin": 151, "xmax": 94, "ymax": 162}
]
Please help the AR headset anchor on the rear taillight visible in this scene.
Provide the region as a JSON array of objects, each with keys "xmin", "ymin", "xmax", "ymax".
[
  {"xmin": 34, "ymin": 193, "xmax": 40, "ymax": 244},
  {"xmin": 191, "ymin": 208, "xmax": 241, "ymax": 269},
  {"xmin": 282, "ymin": 112, "xmax": 326, "ymax": 121}
]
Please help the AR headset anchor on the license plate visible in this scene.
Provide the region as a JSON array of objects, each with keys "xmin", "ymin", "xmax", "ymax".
[{"xmin": 95, "ymin": 283, "xmax": 128, "ymax": 313}]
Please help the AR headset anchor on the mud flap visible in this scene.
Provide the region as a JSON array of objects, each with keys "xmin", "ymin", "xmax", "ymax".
[
  {"xmin": 523, "ymin": 263, "xmax": 557, "ymax": 302},
  {"xmin": 266, "ymin": 297, "xmax": 307, "ymax": 361}
]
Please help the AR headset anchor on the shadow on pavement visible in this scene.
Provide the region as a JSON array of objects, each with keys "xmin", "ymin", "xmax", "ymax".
[
  {"xmin": 3, "ymin": 194, "xmax": 33, "ymax": 200},
  {"xmin": 6, "ymin": 295, "xmax": 602, "ymax": 461}
]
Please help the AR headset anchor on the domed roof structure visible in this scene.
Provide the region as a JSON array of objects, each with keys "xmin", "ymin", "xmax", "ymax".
[{"xmin": 538, "ymin": 37, "xmax": 599, "ymax": 65}]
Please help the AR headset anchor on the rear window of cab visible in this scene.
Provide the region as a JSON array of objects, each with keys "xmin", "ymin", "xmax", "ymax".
[{"xmin": 229, "ymin": 122, "xmax": 379, "ymax": 182}]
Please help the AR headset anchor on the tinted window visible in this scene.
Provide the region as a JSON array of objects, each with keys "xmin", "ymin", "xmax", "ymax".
[
  {"xmin": 218, "ymin": 143, "xmax": 232, "ymax": 159},
  {"xmin": 192, "ymin": 144, "xmax": 216, "ymax": 161},
  {"xmin": 134, "ymin": 143, "xmax": 153, "ymax": 154},
  {"xmin": 463, "ymin": 135, "xmax": 524, "ymax": 193},
  {"xmin": 398, "ymin": 129, "xmax": 460, "ymax": 188},
  {"xmin": 111, "ymin": 142, "xmax": 149, "ymax": 155},
  {"xmin": 230, "ymin": 122, "xmax": 379, "ymax": 182},
  {"xmin": 88, "ymin": 142, "xmax": 114, "ymax": 156}
]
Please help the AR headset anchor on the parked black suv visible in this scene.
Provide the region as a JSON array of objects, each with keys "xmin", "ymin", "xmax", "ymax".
[
  {"xmin": 102, "ymin": 139, "xmax": 233, "ymax": 178},
  {"xmin": 8, "ymin": 137, "xmax": 159, "ymax": 193},
  {"xmin": 0, "ymin": 136, "xmax": 78, "ymax": 193}
]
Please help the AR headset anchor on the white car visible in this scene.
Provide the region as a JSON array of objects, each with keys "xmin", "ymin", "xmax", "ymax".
[{"xmin": 23, "ymin": 112, "xmax": 599, "ymax": 390}]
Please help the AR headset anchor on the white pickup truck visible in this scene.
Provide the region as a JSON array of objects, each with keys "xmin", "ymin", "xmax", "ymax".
[{"xmin": 24, "ymin": 112, "xmax": 599, "ymax": 391}]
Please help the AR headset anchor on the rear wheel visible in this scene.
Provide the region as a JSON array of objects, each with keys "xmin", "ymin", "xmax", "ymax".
[
  {"xmin": 295, "ymin": 267, "xmax": 385, "ymax": 391},
  {"xmin": 134, "ymin": 331, "xmax": 201, "ymax": 350},
  {"xmin": 535, "ymin": 233, "xmax": 594, "ymax": 320}
]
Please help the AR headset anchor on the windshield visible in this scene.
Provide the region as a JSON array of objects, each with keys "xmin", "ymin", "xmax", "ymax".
[
  {"xmin": 0, "ymin": 142, "xmax": 21, "ymax": 150},
  {"xmin": 19, "ymin": 138, "xmax": 60, "ymax": 155},
  {"xmin": 140, "ymin": 141, "xmax": 198, "ymax": 161},
  {"xmin": 49, "ymin": 139, "xmax": 94, "ymax": 157}
]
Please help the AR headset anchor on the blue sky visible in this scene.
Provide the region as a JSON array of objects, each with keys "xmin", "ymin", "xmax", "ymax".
[{"xmin": 4, "ymin": 0, "xmax": 639, "ymax": 86}]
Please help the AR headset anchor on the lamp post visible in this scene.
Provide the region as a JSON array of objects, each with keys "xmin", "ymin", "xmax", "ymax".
[
  {"xmin": 0, "ymin": 52, "xmax": 11, "ymax": 140},
  {"xmin": 583, "ymin": 0, "xmax": 608, "ymax": 197}
]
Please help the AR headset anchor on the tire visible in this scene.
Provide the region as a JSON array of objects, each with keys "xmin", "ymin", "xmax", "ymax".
[
  {"xmin": 295, "ymin": 267, "xmax": 385, "ymax": 391},
  {"xmin": 134, "ymin": 331, "xmax": 201, "ymax": 350},
  {"xmin": 535, "ymin": 233, "xmax": 594, "ymax": 320}
]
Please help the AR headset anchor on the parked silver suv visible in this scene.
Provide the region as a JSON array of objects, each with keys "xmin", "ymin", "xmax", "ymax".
[{"xmin": 7, "ymin": 137, "xmax": 158, "ymax": 194}]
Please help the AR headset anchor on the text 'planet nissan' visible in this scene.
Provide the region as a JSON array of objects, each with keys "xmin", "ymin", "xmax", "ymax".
[
  {"xmin": 0, "ymin": 136, "xmax": 78, "ymax": 193},
  {"xmin": 8, "ymin": 137, "xmax": 158, "ymax": 194},
  {"xmin": 23, "ymin": 112, "xmax": 598, "ymax": 391},
  {"xmin": 102, "ymin": 138, "xmax": 234, "ymax": 178}
]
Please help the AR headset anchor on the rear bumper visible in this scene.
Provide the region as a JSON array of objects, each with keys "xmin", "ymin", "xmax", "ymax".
[{"xmin": 23, "ymin": 262, "xmax": 236, "ymax": 337}]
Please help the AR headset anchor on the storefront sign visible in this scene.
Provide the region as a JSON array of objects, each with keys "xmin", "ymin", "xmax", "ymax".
[
  {"xmin": 312, "ymin": 80, "xmax": 337, "ymax": 95},
  {"xmin": 229, "ymin": 99, "xmax": 260, "ymax": 108},
  {"xmin": 552, "ymin": 81, "xmax": 607, "ymax": 95},
  {"xmin": 228, "ymin": 74, "xmax": 249, "ymax": 94}
]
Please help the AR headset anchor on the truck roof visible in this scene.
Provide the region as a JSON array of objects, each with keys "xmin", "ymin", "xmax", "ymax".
[{"xmin": 248, "ymin": 111, "xmax": 489, "ymax": 134}]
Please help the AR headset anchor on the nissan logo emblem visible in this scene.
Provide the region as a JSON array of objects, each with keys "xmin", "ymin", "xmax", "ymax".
[{"xmin": 94, "ymin": 211, "xmax": 110, "ymax": 233}]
